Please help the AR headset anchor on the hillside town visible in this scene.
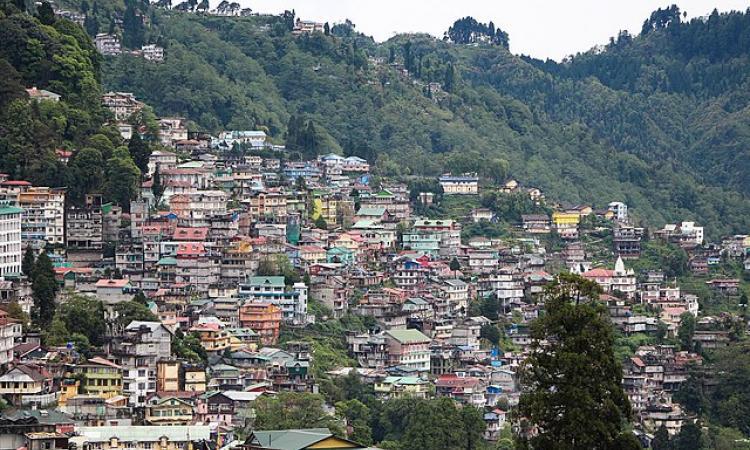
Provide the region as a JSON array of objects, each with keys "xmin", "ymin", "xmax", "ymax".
[{"xmin": 0, "ymin": 87, "xmax": 748, "ymax": 450}]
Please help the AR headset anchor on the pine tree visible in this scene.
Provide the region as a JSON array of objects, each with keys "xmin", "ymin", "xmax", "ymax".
[
  {"xmin": 22, "ymin": 246, "xmax": 35, "ymax": 277},
  {"xmin": 518, "ymin": 273, "xmax": 636, "ymax": 449},
  {"xmin": 31, "ymin": 253, "xmax": 58, "ymax": 328},
  {"xmin": 152, "ymin": 164, "xmax": 165, "ymax": 206},
  {"xmin": 443, "ymin": 63, "xmax": 456, "ymax": 93},
  {"xmin": 651, "ymin": 425, "xmax": 671, "ymax": 450},
  {"xmin": 127, "ymin": 133, "xmax": 150, "ymax": 174},
  {"xmin": 36, "ymin": 1, "xmax": 56, "ymax": 25}
]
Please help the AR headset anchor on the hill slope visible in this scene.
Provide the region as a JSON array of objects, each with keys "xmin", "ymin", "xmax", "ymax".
[{"xmin": 12, "ymin": 1, "xmax": 750, "ymax": 238}]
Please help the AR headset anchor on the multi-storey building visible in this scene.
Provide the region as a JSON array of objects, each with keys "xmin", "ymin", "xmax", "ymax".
[
  {"xmin": 74, "ymin": 357, "xmax": 123, "ymax": 399},
  {"xmin": 439, "ymin": 173, "xmax": 479, "ymax": 195},
  {"xmin": 108, "ymin": 321, "xmax": 172, "ymax": 407},
  {"xmin": 384, "ymin": 329, "xmax": 431, "ymax": 373},
  {"xmin": 239, "ymin": 277, "xmax": 309, "ymax": 325},
  {"xmin": 102, "ymin": 92, "xmax": 142, "ymax": 120},
  {"xmin": 17, "ymin": 187, "xmax": 65, "ymax": 248},
  {"xmin": 238, "ymin": 302, "xmax": 282, "ymax": 345},
  {"xmin": 94, "ymin": 33, "xmax": 121, "ymax": 55},
  {"xmin": 66, "ymin": 194, "xmax": 103, "ymax": 266},
  {"xmin": 613, "ymin": 224, "xmax": 644, "ymax": 259},
  {"xmin": 0, "ymin": 202, "xmax": 22, "ymax": 278}
]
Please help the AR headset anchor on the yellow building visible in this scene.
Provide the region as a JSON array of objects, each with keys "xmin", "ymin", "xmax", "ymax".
[
  {"xmin": 374, "ymin": 376, "xmax": 430, "ymax": 399},
  {"xmin": 551, "ymin": 211, "xmax": 581, "ymax": 226},
  {"xmin": 145, "ymin": 397, "xmax": 194, "ymax": 425},
  {"xmin": 184, "ymin": 365, "xmax": 207, "ymax": 393},
  {"xmin": 156, "ymin": 360, "xmax": 180, "ymax": 392},
  {"xmin": 57, "ymin": 378, "xmax": 81, "ymax": 406},
  {"xmin": 245, "ymin": 428, "xmax": 371, "ymax": 449},
  {"xmin": 74, "ymin": 357, "xmax": 122, "ymax": 399},
  {"xmin": 552, "ymin": 211, "xmax": 581, "ymax": 239},
  {"xmin": 189, "ymin": 323, "xmax": 231, "ymax": 353}
]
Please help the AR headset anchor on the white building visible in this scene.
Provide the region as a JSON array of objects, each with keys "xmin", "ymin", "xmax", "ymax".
[
  {"xmin": 439, "ymin": 173, "xmax": 479, "ymax": 195},
  {"xmin": 102, "ymin": 92, "xmax": 144, "ymax": 121},
  {"xmin": 18, "ymin": 187, "xmax": 66, "ymax": 248},
  {"xmin": 680, "ymin": 221, "xmax": 704, "ymax": 245},
  {"xmin": 94, "ymin": 33, "xmax": 122, "ymax": 55},
  {"xmin": 608, "ymin": 201, "xmax": 628, "ymax": 222},
  {"xmin": 239, "ymin": 276, "xmax": 309, "ymax": 325},
  {"xmin": 141, "ymin": 44, "xmax": 164, "ymax": 62},
  {"xmin": 0, "ymin": 202, "xmax": 23, "ymax": 279}
]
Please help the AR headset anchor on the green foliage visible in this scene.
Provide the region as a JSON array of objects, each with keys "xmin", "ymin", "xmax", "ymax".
[
  {"xmin": 113, "ymin": 299, "xmax": 157, "ymax": 328},
  {"xmin": 677, "ymin": 311, "xmax": 696, "ymax": 352},
  {"xmin": 673, "ymin": 420, "xmax": 703, "ymax": 450},
  {"xmin": 127, "ymin": 133, "xmax": 151, "ymax": 174},
  {"xmin": 651, "ymin": 424, "xmax": 670, "ymax": 450},
  {"xmin": 252, "ymin": 392, "xmax": 342, "ymax": 434},
  {"xmin": 372, "ymin": 397, "xmax": 486, "ymax": 450},
  {"xmin": 104, "ymin": 147, "xmax": 141, "ymax": 210},
  {"xmin": 336, "ymin": 399, "xmax": 373, "ymax": 446},
  {"xmin": 480, "ymin": 323, "xmax": 501, "ymax": 346},
  {"xmin": 21, "ymin": 246, "xmax": 35, "ymax": 276},
  {"xmin": 701, "ymin": 342, "xmax": 750, "ymax": 435},
  {"xmin": 48, "ymin": 294, "xmax": 106, "ymax": 346},
  {"xmin": 446, "ymin": 17, "xmax": 509, "ymax": 48},
  {"xmin": 171, "ymin": 329, "xmax": 207, "ymax": 364},
  {"xmin": 31, "ymin": 252, "xmax": 58, "ymax": 328},
  {"xmin": 518, "ymin": 274, "xmax": 632, "ymax": 449}
]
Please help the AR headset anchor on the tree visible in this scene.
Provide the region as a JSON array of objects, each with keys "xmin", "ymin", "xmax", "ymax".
[
  {"xmin": 677, "ymin": 312, "xmax": 696, "ymax": 352},
  {"xmin": 443, "ymin": 63, "xmax": 456, "ymax": 93},
  {"xmin": 152, "ymin": 164, "xmax": 165, "ymax": 206},
  {"xmin": 314, "ymin": 216, "xmax": 327, "ymax": 230},
  {"xmin": 480, "ymin": 324, "xmax": 501, "ymax": 346},
  {"xmin": 5, "ymin": 302, "xmax": 29, "ymax": 326},
  {"xmin": 127, "ymin": 134, "xmax": 150, "ymax": 174},
  {"xmin": 55, "ymin": 295, "xmax": 106, "ymax": 346},
  {"xmin": 122, "ymin": 0, "xmax": 145, "ymax": 48},
  {"xmin": 336, "ymin": 399, "xmax": 372, "ymax": 445},
  {"xmin": 518, "ymin": 273, "xmax": 633, "ymax": 449},
  {"xmin": 673, "ymin": 420, "xmax": 702, "ymax": 450},
  {"xmin": 324, "ymin": 22, "xmax": 330, "ymax": 36},
  {"xmin": 21, "ymin": 246, "xmax": 35, "ymax": 276},
  {"xmin": 68, "ymin": 147, "xmax": 104, "ymax": 204},
  {"xmin": 36, "ymin": 1, "xmax": 55, "ymax": 25},
  {"xmin": 253, "ymin": 393, "xmax": 341, "ymax": 433},
  {"xmin": 449, "ymin": 257, "xmax": 460, "ymax": 276},
  {"xmin": 113, "ymin": 299, "xmax": 157, "ymax": 329},
  {"xmin": 104, "ymin": 148, "xmax": 141, "ymax": 211},
  {"xmin": 31, "ymin": 253, "xmax": 58, "ymax": 328},
  {"xmin": 652, "ymin": 424, "xmax": 671, "ymax": 450}
]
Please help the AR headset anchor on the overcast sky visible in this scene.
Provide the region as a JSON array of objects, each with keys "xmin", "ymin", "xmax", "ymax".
[{"xmin": 243, "ymin": 0, "xmax": 749, "ymax": 60}]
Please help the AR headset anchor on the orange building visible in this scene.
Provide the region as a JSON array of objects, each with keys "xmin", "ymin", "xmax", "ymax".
[{"xmin": 239, "ymin": 302, "xmax": 282, "ymax": 345}]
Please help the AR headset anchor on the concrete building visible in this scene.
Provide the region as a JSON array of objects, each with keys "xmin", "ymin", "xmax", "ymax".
[{"xmin": 0, "ymin": 202, "xmax": 23, "ymax": 278}]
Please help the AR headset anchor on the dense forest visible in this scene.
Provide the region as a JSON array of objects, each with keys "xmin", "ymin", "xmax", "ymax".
[{"xmin": 3, "ymin": 0, "xmax": 750, "ymax": 239}]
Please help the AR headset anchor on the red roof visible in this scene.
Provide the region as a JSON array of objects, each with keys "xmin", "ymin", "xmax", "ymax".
[
  {"xmin": 177, "ymin": 242, "xmax": 206, "ymax": 256},
  {"xmin": 173, "ymin": 227, "xmax": 208, "ymax": 241},
  {"xmin": 582, "ymin": 268, "xmax": 615, "ymax": 278},
  {"xmin": 435, "ymin": 374, "xmax": 480, "ymax": 388},
  {"xmin": 1, "ymin": 180, "xmax": 31, "ymax": 186}
]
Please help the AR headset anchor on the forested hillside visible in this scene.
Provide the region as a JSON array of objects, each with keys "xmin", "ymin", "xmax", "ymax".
[{"xmin": 4, "ymin": 0, "xmax": 750, "ymax": 239}]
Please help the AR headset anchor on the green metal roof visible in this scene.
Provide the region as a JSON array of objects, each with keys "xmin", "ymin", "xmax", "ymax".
[
  {"xmin": 157, "ymin": 256, "xmax": 177, "ymax": 265},
  {"xmin": 247, "ymin": 428, "xmax": 366, "ymax": 450},
  {"xmin": 0, "ymin": 205, "xmax": 23, "ymax": 215},
  {"xmin": 385, "ymin": 329, "xmax": 430, "ymax": 344},
  {"xmin": 245, "ymin": 276, "xmax": 285, "ymax": 287}
]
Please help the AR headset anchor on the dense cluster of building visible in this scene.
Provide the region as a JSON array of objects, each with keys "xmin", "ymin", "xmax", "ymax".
[{"xmin": 0, "ymin": 90, "xmax": 748, "ymax": 449}]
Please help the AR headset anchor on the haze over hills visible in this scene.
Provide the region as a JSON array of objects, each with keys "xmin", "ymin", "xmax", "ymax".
[{"xmin": 3, "ymin": 1, "xmax": 750, "ymax": 238}]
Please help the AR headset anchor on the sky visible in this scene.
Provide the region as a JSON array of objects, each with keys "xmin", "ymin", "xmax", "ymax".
[{"xmin": 243, "ymin": 0, "xmax": 749, "ymax": 60}]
